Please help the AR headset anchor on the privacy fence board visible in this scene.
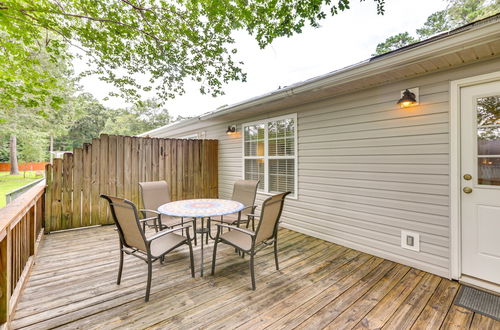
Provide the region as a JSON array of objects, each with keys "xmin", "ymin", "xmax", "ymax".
[{"xmin": 44, "ymin": 135, "xmax": 218, "ymax": 232}]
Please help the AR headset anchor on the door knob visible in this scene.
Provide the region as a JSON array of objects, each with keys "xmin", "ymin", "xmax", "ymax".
[
  {"xmin": 463, "ymin": 174, "xmax": 472, "ymax": 180},
  {"xmin": 463, "ymin": 187, "xmax": 473, "ymax": 194}
]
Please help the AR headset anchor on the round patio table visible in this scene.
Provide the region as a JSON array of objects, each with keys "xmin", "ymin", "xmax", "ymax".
[{"xmin": 158, "ymin": 199, "xmax": 244, "ymax": 276}]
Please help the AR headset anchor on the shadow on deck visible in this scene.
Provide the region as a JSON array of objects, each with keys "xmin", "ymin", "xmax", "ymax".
[{"xmin": 11, "ymin": 226, "xmax": 500, "ymax": 329}]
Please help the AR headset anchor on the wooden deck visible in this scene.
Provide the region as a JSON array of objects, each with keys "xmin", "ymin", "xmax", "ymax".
[{"xmin": 11, "ymin": 226, "xmax": 500, "ymax": 329}]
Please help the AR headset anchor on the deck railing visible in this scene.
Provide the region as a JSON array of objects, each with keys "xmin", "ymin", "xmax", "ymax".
[{"xmin": 0, "ymin": 182, "xmax": 45, "ymax": 324}]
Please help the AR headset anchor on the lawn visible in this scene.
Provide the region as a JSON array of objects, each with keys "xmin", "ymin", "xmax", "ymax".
[{"xmin": 0, "ymin": 171, "xmax": 44, "ymax": 208}]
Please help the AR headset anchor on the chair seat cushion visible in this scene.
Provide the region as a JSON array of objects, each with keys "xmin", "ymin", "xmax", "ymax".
[
  {"xmin": 144, "ymin": 215, "xmax": 184, "ymax": 229},
  {"xmin": 220, "ymin": 230, "xmax": 253, "ymax": 251},
  {"xmin": 149, "ymin": 232, "xmax": 186, "ymax": 257},
  {"xmin": 160, "ymin": 215, "xmax": 184, "ymax": 228}
]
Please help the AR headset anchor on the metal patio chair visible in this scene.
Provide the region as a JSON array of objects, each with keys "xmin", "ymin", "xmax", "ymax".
[
  {"xmin": 101, "ymin": 194, "xmax": 195, "ymax": 302},
  {"xmin": 211, "ymin": 191, "xmax": 290, "ymax": 290},
  {"xmin": 139, "ymin": 180, "xmax": 186, "ymax": 231},
  {"xmin": 208, "ymin": 180, "xmax": 259, "ymax": 240}
]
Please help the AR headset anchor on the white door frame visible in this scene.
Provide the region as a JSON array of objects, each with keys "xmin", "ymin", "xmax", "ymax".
[{"xmin": 449, "ymin": 70, "xmax": 500, "ymax": 280}]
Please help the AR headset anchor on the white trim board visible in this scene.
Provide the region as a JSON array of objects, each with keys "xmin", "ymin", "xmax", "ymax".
[{"xmin": 449, "ymin": 70, "xmax": 500, "ymax": 280}]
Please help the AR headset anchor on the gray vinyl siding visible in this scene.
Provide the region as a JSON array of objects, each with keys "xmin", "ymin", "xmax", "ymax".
[{"xmin": 157, "ymin": 58, "xmax": 500, "ymax": 278}]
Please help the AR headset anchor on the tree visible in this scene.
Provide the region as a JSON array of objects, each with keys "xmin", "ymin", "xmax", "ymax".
[
  {"xmin": 1, "ymin": 0, "xmax": 385, "ymax": 108},
  {"xmin": 51, "ymin": 97, "xmax": 179, "ymax": 149},
  {"xmin": 415, "ymin": 10, "xmax": 451, "ymax": 38},
  {"xmin": 373, "ymin": 0, "xmax": 500, "ymax": 55},
  {"xmin": 373, "ymin": 32, "xmax": 417, "ymax": 56},
  {"xmin": 57, "ymin": 93, "xmax": 110, "ymax": 150},
  {"xmin": 447, "ymin": 0, "xmax": 499, "ymax": 25},
  {"xmin": 9, "ymin": 135, "xmax": 19, "ymax": 174},
  {"xmin": 102, "ymin": 99, "xmax": 174, "ymax": 137},
  {"xmin": 0, "ymin": 41, "xmax": 77, "ymax": 167}
]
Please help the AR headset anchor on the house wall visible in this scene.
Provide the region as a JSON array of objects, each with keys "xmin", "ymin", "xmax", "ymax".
[{"xmin": 159, "ymin": 58, "xmax": 500, "ymax": 278}]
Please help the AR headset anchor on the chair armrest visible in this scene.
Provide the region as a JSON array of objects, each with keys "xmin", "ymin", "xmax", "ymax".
[
  {"xmin": 139, "ymin": 209, "xmax": 160, "ymax": 215},
  {"xmin": 247, "ymin": 213, "xmax": 260, "ymax": 218},
  {"xmin": 147, "ymin": 225, "xmax": 192, "ymax": 242},
  {"xmin": 139, "ymin": 216, "xmax": 158, "ymax": 223},
  {"xmin": 216, "ymin": 223, "xmax": 255, "ymax": 236}
]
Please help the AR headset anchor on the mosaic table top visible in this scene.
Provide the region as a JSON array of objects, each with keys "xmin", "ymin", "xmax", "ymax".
[{"xmin": 158, "ymin": 199, "xmax": 244, "ymax": 218}]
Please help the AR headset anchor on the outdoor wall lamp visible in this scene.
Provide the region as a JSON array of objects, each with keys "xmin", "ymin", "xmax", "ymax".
[
  {"xmin": 397, "ymin": 88, "xmax": 419, "ymax": 108},
  {"xmin": 226, "ymin": 125, "xmax": 237, "ymax": 135}
]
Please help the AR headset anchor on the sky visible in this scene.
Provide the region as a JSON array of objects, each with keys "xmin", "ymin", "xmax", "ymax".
[{"xmin": 78, "ymin": 0, "xmax": 446, "ymax": 118}]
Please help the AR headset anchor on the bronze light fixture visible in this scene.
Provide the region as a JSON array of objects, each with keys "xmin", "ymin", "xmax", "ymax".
[
  {"xmin": 226, "ymin": 125, "xmax": 236, "ymax": 135},
  {"xmin": 397, "ymin": 89, "xmax": 418, "ymax": 108}
]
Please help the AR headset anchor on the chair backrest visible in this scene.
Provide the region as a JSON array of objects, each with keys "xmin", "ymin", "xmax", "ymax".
[
  {"xmin": 231, "ymin": 180, "xmax": 259, "ymax": 215},
  {"xmin": 255, "ymin": 192, "xmax": 290, "ymax": 244},
  {"xmin": 139, "ymin": 181, "xmax": 171, "ymax": 211},
  {"xmin": 101, "ymin": 195, "xmax": 147, "ymax": 252}
]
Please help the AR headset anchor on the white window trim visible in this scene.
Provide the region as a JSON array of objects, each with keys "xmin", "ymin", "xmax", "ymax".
[{"xmin": 241, "ymin": 113, "xmax": 298, "ymax": 199}]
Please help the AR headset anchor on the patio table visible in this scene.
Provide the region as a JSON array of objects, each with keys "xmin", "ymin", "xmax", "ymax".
[{"xmin": 158, "ymin": 199, "xmax": 244, "ymax": 276}]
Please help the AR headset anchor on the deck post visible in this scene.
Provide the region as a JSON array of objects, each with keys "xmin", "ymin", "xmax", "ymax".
[{"xmin": 0, "ymin": 230, "xmax": 12, "ymax": 324}]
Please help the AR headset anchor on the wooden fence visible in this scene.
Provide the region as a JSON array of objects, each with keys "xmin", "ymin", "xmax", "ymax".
[
  {"xmin": 0, "ymin": 182, "xmax": 45, "ymax": 324},
  {"xmin": 44, "ymin": 135, "xmax": 218, "ymax": 232},
  {"xmin": 0, "ymin": 162, "xmax": 48, "ymax": 172}
]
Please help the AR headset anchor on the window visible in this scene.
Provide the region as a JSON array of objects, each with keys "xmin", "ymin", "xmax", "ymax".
[{"xmin": 242, "ymin": 114, "xmax": 297, "ymax": 197}]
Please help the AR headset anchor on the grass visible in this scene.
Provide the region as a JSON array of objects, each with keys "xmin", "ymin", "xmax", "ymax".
[{"xmin": 0, "ymin": 171, "xmax": 44, "ymax": 209}]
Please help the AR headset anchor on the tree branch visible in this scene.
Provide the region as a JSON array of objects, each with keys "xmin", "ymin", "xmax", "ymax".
[
  {"xmin": 7, "ymin": 3, "xmax": 172, "ymax": 44},
  {"xmin": 43, "ymin": 9, "xmax": 171, "ymax": 43},
  {"xmin": 120, "ymin": 0, "xmax": 151, "ymax": 12}
]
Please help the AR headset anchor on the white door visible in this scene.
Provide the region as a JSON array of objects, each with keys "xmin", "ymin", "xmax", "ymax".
[{"xmin": 461, "ymin": 80, "xmax": 500, "ymax": 290}]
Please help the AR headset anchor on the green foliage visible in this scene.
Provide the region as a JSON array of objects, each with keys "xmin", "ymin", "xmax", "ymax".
[
  {"xmin": 373, "ymin": 32, "xmax": 417, "ymax": 56},
  {"xmin": 54, "ymin": 97, "xmax": 179, "ymax": 150},
  {"xmin": 102, "ymin": 99, "xmax": 173, "ymax": 137},
  {"xmin": 1, "ymin": 0, "xmax": 385, "ymax": 106},
  {"xmin": 0, "ymin": 42, "xmax": 78, "ymax": 162},
  {"xmin": 17, "ymin": 133, "xmax": 49, "ymax": 162},
  {"xmin": 373, "ymin": 0, "xmax": 500, "ymax": 55},
  {"xmin": 416, "ymin": 10, "xmax": 451, "ymax": 38},
  {"xmin": 447, "ymin": 0, "xmax": 499, "ymax": 25},
  {"xmin": 0, "ymin": 140, "xmax": 9, "ymax": 162},
  {"xmin": 0, "ymin": 29, "xmax": 73, "ymax": 111},
  {"xmin": 56, "ymin": 93, "xmax": 110, "ymax": 150}
]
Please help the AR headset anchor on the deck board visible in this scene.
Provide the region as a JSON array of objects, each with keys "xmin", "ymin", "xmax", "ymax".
[{"xmin": 11, "ymin": 226, "xmax": 500, "ymax": 329}]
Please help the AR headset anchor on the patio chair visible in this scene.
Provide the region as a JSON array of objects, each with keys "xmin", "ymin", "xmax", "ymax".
[
  {"xmin": 211, "ymin": 191, "xmax": 290, "ymax": 290},
  {"xmin": 139, "ymin": 181, "xmax": 186, "ymax": 231},
  {"xmin": 101, "ymin": 194, "xmax": 195, "ymax": 302},
  {"xmin": 208, "ymin": 180, "xmax": 259, "ymax": 239}
]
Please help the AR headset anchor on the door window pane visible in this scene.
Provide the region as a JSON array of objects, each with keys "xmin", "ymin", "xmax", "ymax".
[
  {"xmin": 478, "ymin": 157, "xmax": 500, "ymax": 185},
  {"xmin": 477, "ymin": 96, "xmax": 500, "ymax": 126},
  {"xmin": 477, "ymin": 95, "xmax": 500, "ymax": 185},
  {"xmin": 478, "ymin": 127, "xmax": 500, "ymax": 155}
]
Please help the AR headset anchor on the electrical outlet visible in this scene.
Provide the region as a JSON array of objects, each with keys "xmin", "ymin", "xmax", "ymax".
[{"xmin": 401, "ymin": 230, "xmax": 420, "ymax": 252}]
